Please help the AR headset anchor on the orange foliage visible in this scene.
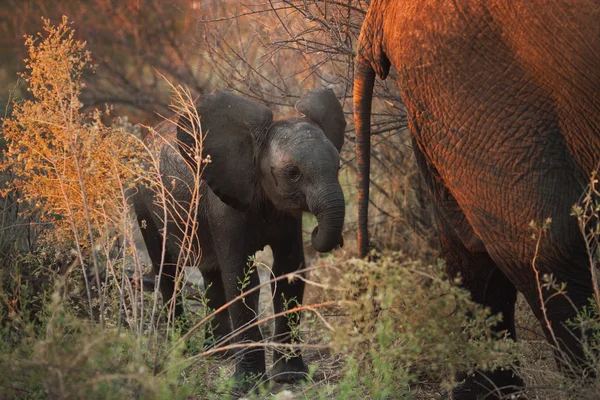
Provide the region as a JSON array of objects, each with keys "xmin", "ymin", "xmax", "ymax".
[{"xmin": 1, "ymin": 16, "xmax": 145, "ymax": 248}]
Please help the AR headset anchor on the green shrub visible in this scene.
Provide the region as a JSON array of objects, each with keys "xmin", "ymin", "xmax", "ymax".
[
  {"xmin": 328, "ymin": 253, "xmax": 521, "ymax": 399},
  {"xmin": 0, "ymin": 275, "xmax": 203, "ymax": 399}
]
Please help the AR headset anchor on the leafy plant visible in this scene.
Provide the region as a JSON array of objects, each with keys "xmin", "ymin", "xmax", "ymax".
[{"xmin": 328, "ymin": 252, "xmax": 520, "ymax": 399}]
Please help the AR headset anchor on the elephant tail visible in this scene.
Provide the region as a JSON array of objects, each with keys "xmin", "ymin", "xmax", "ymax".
[
  {"xmin": 354, "ymin": 60, "xmax": 376, "ymax": 258},
  {"xmin": 354, "ymin": 2, "xmax": 390, "ymax": 258}
]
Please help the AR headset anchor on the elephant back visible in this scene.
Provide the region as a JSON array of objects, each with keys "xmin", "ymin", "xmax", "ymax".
[{"xmin": 137, "ymin": 118, "xmax": 202, "ymax": 208}]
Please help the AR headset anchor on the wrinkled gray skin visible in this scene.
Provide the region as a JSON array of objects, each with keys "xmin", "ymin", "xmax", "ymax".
[
  {"xmin": 132, "ymin": 89, "xmax": 346, "ymax": 389},
  {"xmin": 354, "ymin": 1, "xmax": 600, "ymax": 399}
]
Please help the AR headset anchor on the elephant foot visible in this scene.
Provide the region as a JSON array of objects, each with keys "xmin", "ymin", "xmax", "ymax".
[
  {"xmin": 229, "ymin": 349, "xmax": 267, "ymax": 393},
  {"xmin": 232, "ymin": 367, "xmax": 267, "ymax": 394},
  {"xmin": 271, "ymin": 353, "xmax": 309, "ymax": 383},
  {"xmin": 443, "ymin": 369, "xmax": 525, "ymax": 400}
]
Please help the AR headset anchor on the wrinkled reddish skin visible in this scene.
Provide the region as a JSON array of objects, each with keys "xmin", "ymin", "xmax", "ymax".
[{"xmin": 354, "ymin": 0, "xmax": 600, "ymax": 396}]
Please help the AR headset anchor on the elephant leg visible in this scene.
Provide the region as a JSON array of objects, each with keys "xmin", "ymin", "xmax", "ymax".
[
  {"xmin": 200, "ymin": 268, "xmax": 232, "ymax": 352},
  {"xmin": 135, "ymin": 210, "xmax": 184, "ymax": 320},
  {"xmin": 155, "ymin": 262, "xmax": 185, "ymax": 324},
  {"xmin": 269, "ymin": 214, "xmax": 309, "ymax": 383},
  {"xmin": 435, "ymin": 205, "xmax": 524, "ymax": 400},
  {"xmin": 412, "ymin": 139, "xmax": 523, "ymax": 398},
  {"xmin": 517, "ymin": 255, "xmax": 595, "ymax": 381},
  {"xmin": 217, "ymin": 250, "xmax": 266, "ymax": 390}
]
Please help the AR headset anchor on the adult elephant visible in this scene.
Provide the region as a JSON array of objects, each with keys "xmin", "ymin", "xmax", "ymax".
[
  {"xmin": 354, "ymin": 1, "xmax": 600, "ymax": 399},
  {"xmin": 132, "ymin": 89, "xmax": 346, "ymax": 389}
]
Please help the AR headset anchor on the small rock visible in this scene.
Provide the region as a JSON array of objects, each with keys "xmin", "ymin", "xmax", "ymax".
[{"xmin": 274, "ymin": 390, "xmax": 295, "ymax": 400}]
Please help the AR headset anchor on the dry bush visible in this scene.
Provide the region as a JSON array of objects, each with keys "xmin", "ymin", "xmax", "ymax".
[
  {"xmin": 0, "ymin": 18, "xmax": 207, "ymax": 399},
  {"xmin": 1, "ymin": 17, "xmax": 151, "ymax": 329},
  {"xmin": 0, "ymin": 15, "xmax": 215, "ymax": 340},
  {"xmin": 1, "ymin": 17, "xmax": 143, "ymax": 245}
]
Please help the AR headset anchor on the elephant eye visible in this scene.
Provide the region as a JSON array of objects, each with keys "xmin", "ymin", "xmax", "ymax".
[{"xmin": 285, "ymin": 165, "xmax": 301, "ymax": 182}]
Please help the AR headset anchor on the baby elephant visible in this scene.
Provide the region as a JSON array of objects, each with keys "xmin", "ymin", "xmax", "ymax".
[{"xmin": 132, "ymin": 89, "xmax": 346, "ymax": 389}]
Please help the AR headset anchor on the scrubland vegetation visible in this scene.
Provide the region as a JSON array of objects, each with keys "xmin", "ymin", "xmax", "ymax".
[{"xmin": 0, "ymin": 2, "xmax": 599, "ymax": 399}]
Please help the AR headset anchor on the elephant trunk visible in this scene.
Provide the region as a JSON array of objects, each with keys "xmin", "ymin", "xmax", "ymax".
[
  {"xmin": 308, "ymin": 183, "xmax": 345, "ymax": 253},
  {"xmin": 354, "ymin": 62, "xmax": 376, "ymax": 258}
]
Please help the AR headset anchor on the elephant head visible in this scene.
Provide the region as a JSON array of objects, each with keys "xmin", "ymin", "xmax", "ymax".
[{"xmin": 177, "ymin": 89, "xmax": 346, "ymax": 253}]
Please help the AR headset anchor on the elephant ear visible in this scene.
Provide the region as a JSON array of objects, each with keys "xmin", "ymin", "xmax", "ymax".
[
  {"xmin": 295, "ymin": 88, "xmax": 346, "ymax": 152},
  {"xmin": 177, "ymin": 91, "xmax": 274, "ymax": 211}
]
